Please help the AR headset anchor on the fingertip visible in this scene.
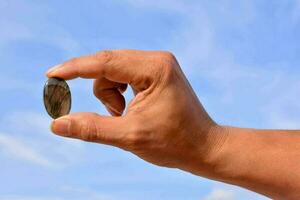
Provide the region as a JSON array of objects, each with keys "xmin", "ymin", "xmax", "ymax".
[
  {"xmin": 50, "ymin": 120, "xmax": 55, "ymax": 132},
  {"xmin": 45, "ymin": 64, "xmax": 63, "ymax": 77},
  {"xmin": 50, "ymin": 116, "xmax": 71, "ymax": 137}
]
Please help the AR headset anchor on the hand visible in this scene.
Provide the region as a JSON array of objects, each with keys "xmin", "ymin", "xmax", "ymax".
[
  {"xmin": 46, "ymin": 50, "xmax": 226, "ymax": 174},
  {"xmin": 47, "ymin": 50, "xmax": 300, "ymax": 199}
]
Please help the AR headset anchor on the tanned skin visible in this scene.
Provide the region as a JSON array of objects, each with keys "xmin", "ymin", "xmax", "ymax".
[{"xmin": 46, "ymin": 50, "xmax": 300, "ymax": 199}]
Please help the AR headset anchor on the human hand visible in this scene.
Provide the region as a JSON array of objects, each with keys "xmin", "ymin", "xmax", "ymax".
[{"xmin": 46, "ymin": 50, "xmax": 226, "ymax": 174}]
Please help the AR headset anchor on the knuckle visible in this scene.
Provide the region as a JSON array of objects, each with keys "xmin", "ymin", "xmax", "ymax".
[
  {"xmin": 162, "ymin": 60, "xmax": 174, "ymax": 74},
  {"xmin": 162, "ymin": 51, "xmax": 176, "ymax": 61},
  {"xmin": 95, "ymin": 50, "xmax": 114, "ymax": 65},
  {"xmin": 79, "ymin": 120, "xmax": 98, "ymax": 142},
  {"xmin": 156, "ymin": 51, "xmax": 178, "ymax": 72},
  {"xmin": 159, "ymin": 51, "xmax": 177, "ymax": 65},
  {"xmin": 154, "ymin": 51, "xmax": 178, "ymax": 82}
]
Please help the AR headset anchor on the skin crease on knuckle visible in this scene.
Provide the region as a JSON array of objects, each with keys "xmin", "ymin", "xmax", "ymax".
[
  {"xmin": 95, "ymin": 50, "xmax": 115, "ymax": 72},
  {"xmin": 76, "ymin": 117, "xmax": 98, "ymax": 142}
]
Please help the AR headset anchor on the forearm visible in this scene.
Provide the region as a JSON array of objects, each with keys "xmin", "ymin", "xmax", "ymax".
[{"xmin": 186, "ymin": 126, "xmax": 300, "ymax": 199}]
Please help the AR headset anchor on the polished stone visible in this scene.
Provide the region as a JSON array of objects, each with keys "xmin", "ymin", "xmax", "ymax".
[{"xmin": 43, "ymin": 78, "xmax": 71, "ymax": 119}]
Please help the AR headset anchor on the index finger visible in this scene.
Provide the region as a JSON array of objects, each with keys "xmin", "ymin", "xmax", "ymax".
[{"xmin": 46, "ymin": 50, "xmax": 155, "ymax": 84}]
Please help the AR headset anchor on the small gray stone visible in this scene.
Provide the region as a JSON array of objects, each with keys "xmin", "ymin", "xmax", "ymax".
[{"xmin": 43, "ymin": 78, "xmax": 71, "ymax": 119}]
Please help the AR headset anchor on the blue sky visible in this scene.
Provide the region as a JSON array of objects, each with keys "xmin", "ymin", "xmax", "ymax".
[{"xmin": 0, "ymin": 0, "xmax": 300, "ymax": 199}]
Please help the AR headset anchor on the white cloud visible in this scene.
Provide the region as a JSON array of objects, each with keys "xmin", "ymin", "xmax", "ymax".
[
  {"xmin": 202, "ymin": 186, "xmax": 270, "ymax": 200},
  {"xmin": 123, "ymin": 0, "xmax": 190, "ymax": 13},
  {"xmin": 59, "ymin": 185, "xmax": 118, "ymax": 200},
  {"xmin": 206, "ymin": 184, "xmax": 270, "ymax": 200},
  {"xmin": 0, "ymin": 184, "xmax": 115, "ymax": 200},
  {"xmin": 0, "ymin": 111, "xmax": 85, "ymax": 169},
  {"xmin": 0, "ymin": 132, "xmax": 58, "ymax": 168},
  {"xmin": 202, "ymin": 188, "xmax": 235, "ymax": 200},
  {"xmin": 0, "ymin": 0, "xmax": 81, "ymax": 57},
  {"xmin": 292, "ymin": 0, "xmax": 300, "ymax": 23},
  {"xmin": 0, "ymin": 196, "xmax": 63, "ymax": 200},
  {"xmin": 0, "ymin": 185, "xmax": 119, "ymax": 200},
  {"xmin": 125, "ymin": 0, "xmax": 300, "ymax": 130},
  {"xmin": 260, "ymin": 74, "xmax": 300, "ymax": 129},
  {"xmin": 0, "ymin": 77, "xmax": 36, "ymax": 92}
]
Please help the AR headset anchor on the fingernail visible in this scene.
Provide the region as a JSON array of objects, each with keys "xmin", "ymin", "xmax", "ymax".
[
  {"xmin": 46, "ymin": 64, "xmax": 62, "ymax": 76},
  {"xmin": 51, "ymin": 117, "xmax": 70, "ymax": 136}
]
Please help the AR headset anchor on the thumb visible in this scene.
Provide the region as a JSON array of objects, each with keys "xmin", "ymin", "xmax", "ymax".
[{"xmin": 51, "ymin": 112, "xmax": 126, "ymax": 145}]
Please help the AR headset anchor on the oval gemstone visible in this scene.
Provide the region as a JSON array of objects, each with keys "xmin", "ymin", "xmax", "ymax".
[{"xmin": 43, "ymin": 78, "xmax": 71, "ymax": 119}]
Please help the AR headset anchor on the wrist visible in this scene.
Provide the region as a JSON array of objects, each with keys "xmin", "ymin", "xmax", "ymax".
[{"xmin": 180, "ymin": 121, "xmax": 231, "ymax": 180}]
